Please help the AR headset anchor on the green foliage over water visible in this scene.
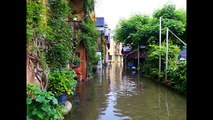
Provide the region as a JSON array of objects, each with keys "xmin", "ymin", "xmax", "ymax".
[
  {"xmin": 115, "ymin": 3, "xmax": 187, "ymax": 94},
  {"xmin": 27, "ymin": 84, "xmax": 64, "ymax": 120},
  {"xmin": 48, "ymin": 69, "xmax": 77, "ymax": 97}
]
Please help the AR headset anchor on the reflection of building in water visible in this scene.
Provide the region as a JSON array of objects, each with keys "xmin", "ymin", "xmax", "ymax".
[
  {"xmin": 73, "ymin": 81, "xmax": 88, "ymax": 104},
  {"xmin": 96, "ymin": 64, "xmax": 103, "ymax": 85},
  {"xmin": 108, "ymin": 63, "xmax": 123, "ymax": 92},
  {"xmin": 115, "ymin": 63, "xmax": 120, "ymax": 81},
  {"xmin": 106, "ymin": 65, "xmax": 109, "ymax": 80},
  {"xmin": 104, "ymin": 63, "xmax": 109, "ymax": 80},
  {"xmin": 109, "ymin": 63, "xmax": 115, "ymax": 82},
  {"xmin": 108, "ymin": 31, "xmax": 123, "ymax": 63},
  {"xmin": 96, "ymin": 52, "xmax": 102, "ymax": 70}
]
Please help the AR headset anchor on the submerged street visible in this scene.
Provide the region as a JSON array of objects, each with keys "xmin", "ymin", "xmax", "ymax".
[
  {"xmin": 64, "ymin": 63, "xmax": 186, "ymax": 120},
  {"xmin": 26, "ymin": 1, "xmax": 187, "ymax": 120}
]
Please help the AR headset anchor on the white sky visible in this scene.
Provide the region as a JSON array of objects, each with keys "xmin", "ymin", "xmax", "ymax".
[{"xmin": 95, "ymin": 0, "xmax": 186, "ymax": 30}]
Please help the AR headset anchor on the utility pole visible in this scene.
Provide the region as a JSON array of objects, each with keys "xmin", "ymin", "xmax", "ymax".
[
  {"xmin": 164, "ymin": 28, "xmax": 186, "ymax": 81},
  {"xmin": 159, "ymin": 17, "xmax": 162, "ymax": 78},
  {"xmin": 165, "ymin": 28, "xmax": 169, "ymax": 81},
  {"xmin": 138, "ymin": 45, "xmax": 140, "ymax": 70}
]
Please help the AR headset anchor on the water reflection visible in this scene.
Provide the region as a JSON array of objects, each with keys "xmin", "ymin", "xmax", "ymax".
[{"xmin": 64, "ymin": 63, "xmax": 186, "ymax": 120}]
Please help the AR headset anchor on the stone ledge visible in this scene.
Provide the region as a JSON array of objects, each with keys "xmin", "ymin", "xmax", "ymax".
[{"xmin": 62, "ymin": 100, "xmax": 72, "ymax": 115}]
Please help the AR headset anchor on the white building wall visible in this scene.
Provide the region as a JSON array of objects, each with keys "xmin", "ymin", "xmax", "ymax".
[
  {"xmin": 96, "ymin": 52, "xmax": 102, "ymax": 70},
  {"xmin": 108, "ymin": 34, "xmax": 123, "ymax": 63}
]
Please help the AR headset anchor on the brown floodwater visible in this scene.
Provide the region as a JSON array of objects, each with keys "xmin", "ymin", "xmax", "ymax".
[{"xmin": 64, "ymin": 63, "xmax": 186, "ymax": 120}]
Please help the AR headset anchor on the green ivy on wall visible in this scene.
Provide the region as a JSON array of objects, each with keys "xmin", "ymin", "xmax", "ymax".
[
  {"xmin": 101, "ymin": 35, "xmax": 105, "ymax": 60},
  {"xmin": 83, "ymin": 0, "xmax": 95, "ymax": 15},
  {"xmin": 27, "ymin": 0, "xmax": 50, "ymax": 89},
  {"xmin": 27, "ymin": 0, "xmax": 48, "ymax": 55},
  {"xmin": 46, "ymin": 0, "xmax": 80, "ymax": 70},
  {"xmin": 79, "ymin": 19, "xmax": 99, "ymax": 76}
]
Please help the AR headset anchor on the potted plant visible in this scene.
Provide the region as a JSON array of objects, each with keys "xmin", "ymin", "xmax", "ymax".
[{"xmin": 48, "ymin": 69, "xmax": 77, "ymax": 103}]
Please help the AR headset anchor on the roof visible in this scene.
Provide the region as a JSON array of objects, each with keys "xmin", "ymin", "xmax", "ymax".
[
  {"xmin": 179, "ymin": 50, "xmax": 186, "ymax": 58},
  {"xmin": 125, "ymin": 49, "xmax": 146, "ymax": 59},
  {"xmin": 95, "ymin": 17, "xmax": 104, "ymax": 27}
]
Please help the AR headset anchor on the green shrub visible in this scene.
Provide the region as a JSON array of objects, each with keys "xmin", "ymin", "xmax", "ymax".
[
  {"xmin": 79, "ymin": 20, "xmax": 99, "ymax": 76},
  {"xmin": 171, "ymin": 61, "xmax": 187, "ymax": 94},
  {"xmin": 142, "ymin": 42, "xmax": 186, "ymax": 94},
  {"xmin": 141, "ymin": 42, "xmax": 180, "ymax": 79},
  {"xmin": 48, "ymin": 69, "xmax": 77, "ymax": 97},
  {"xmin": 27, "ymin": 84, "xmax": 63, "ymax": 120}
]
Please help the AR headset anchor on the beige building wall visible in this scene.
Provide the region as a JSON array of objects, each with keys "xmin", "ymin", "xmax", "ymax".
[
  {"xmin": 108, "ymin": 36, "xmax": 123, "ymax": 63},
  {"xmin": 109, "ymin": 35, "xmax": 114, "ymax": 62}
]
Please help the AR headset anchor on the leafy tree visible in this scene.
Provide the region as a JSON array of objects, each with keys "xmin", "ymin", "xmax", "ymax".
[
  {"xmin": 114, "ymin": 14, "xmax": 150, "ymax": 49},
  {"xmin": 114, "ymin": 3, "xmax": 186, "ymax": 48},
  {"xmin": 153, "ymin": 4, "xmax": 186, "ymax": 45}
]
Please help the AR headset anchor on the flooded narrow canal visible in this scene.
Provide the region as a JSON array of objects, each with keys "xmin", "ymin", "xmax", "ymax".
[{"xmin": 64, "ymin": 63, "xmax": 186, "ymax": 120}]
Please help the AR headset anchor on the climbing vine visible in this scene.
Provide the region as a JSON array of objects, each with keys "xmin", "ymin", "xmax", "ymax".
[
  {"xmin": 101, "ymin": 35, "xmax": 105, "ymax": 60},
  {"xmin": 27, "ymin": 0, "xmax": 98, "ymax": 119},
  {"xmin": 46, "ymin": 0, "xmax": 80, "ymax": 70},
  {"xmin": 79, "ymin": 19, "xmax": 99, "ymax": 76},
  {"xmin": 83, "ymin": 0, "xmax": 95, "ymax": 15},
  {"xmin": 27, "ymin": 0, "xmax": 50, "ymax": 89},
  {"xmin": 27, "ymin": 0, "xmax": 47, "ymax": 53}
]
